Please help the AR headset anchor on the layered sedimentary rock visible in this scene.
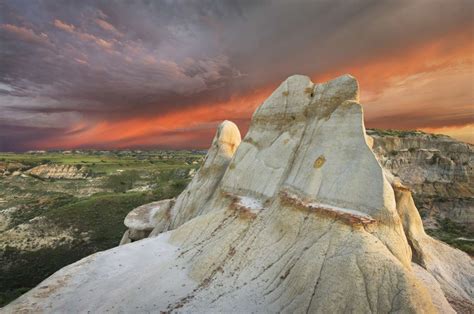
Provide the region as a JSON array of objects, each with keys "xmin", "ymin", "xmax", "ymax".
[
  {"xmin": 369, "ymin": 130, "xmax": 473, "ymax": 231},
  {"xmin": 26, "ymin": 164, "xmax": 88, "ymax": 179},
  {"xmin": 5, "ymin": 75, "xmax": 473, "ymax": 313}
]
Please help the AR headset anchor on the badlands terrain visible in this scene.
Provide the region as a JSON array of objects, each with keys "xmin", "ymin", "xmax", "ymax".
[
  {"xmin": 0, "ymin": 150, "xmax": 203, "ymax": 305},
  {"xmin": 3, "ymin": 74, "xmax": 473, "ymax": 313}
]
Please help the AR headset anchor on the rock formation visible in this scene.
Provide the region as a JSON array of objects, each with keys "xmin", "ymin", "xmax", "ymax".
[
  {"xmin": 119, "ymin": 120, "xmax": 241, "ymax": 244},
  {"xmin": 119, "ymin": 199, "xmax": 176, "ymax": 245},
  {"xmin": 150, "ymin": 120, "xmax": 241, "ymax": 235},
  {"xmin": 4, "ymin": 75, "xmax": 473, "ymax": 313}
]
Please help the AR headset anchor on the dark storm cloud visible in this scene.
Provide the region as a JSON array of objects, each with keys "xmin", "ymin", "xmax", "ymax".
[
  {"xmin": 0, "ymin": 0, "xmax": 245, "ymax": 118},
  {"xmin": 0, "ymin": 0, "xmax": 473, "ymax": 150},
  {"xmin": 0, "ymin": 124, "xmax": 65, "ymax": 151}
]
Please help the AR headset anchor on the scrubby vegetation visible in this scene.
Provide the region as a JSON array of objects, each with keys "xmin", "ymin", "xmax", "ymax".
[
  {"xmin": 103, "ymin": 170, "xmax": 141, "ymax": 193},
  {"xmin": 0, "ymin": 150, "xmax": 203, "ymax": 306},
  {"xmin": 367, "ymin": 128, "xmax": 446, "ymax": 138},
  {"xmin": 426, "ymin": 218, "xmax": 474, "ymax": 255}
]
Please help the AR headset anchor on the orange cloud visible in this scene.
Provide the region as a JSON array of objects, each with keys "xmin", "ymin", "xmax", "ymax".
[
  {"xmin": 34, "ymin": 86, "xmax": 271, "ymax": 150},
  {"xmin": 312, "ymin": 29, "xmax": 473, "ymax": 100},
  {"xmin": 421, "ymin": 124, "xmax": 474, "ymax": 144},
  {"xmin": 54, "ymin": 19, "xmax": 114, "ymax": 50},
  {"xmin": 310, "ymin": 28, "xmax": 473, "ymax": 142},
  {"xmin": 95, "ymin": 19, "xmax": 123, "ymax": 37},
  {"xmin": 0, "ymin": 24, "xmax": 49, "ymax": 45},
  {"xmin": 53, "ymin": 19, "xmax": 75, "ymax": 33},
  {"xmin": 34, "ymin": 26, "xmax": 473, "ymax": 149}
]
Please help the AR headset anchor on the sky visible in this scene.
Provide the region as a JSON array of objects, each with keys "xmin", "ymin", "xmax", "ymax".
[{"xmin": 0, "ymin": 0, "xmax": 473, "ymax": 151}]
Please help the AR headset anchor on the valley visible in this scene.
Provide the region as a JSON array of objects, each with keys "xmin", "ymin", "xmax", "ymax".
[{"xmin": 0, "ymin": 150, "xmax": 203, "ymax": 306}]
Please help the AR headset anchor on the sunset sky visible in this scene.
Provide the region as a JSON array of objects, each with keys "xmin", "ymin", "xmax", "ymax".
[{"xmin": 0, "ymin": 0, "xmax": 473, "ymax": 151}]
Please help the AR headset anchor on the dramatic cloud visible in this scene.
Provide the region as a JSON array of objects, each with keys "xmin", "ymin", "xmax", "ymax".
[{"xmin": 0, "ymin": 0, "xmax": 473, "ymax": 151}]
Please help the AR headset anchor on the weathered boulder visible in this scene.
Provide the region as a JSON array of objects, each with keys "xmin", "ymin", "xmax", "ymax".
[
  {"xmin": 411, "ymin": 263, "xmax": 456, "ymax": 314},
  {"xmin": 5, "ymin": 75, "xmax": 472, "ymax": 313}
]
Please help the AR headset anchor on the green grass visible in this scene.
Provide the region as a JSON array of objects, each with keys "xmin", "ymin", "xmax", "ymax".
[
  {"xmin": 8, "ymin": 193, "xmax": 75, "ymax": 227},
  {"xmin": 43, "ymin": 183, "xmax": 185, "ymax": 248}
]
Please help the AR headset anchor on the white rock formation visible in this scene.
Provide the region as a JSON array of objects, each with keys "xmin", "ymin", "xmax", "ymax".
[
  {"xmin": 119, "ymin": 120, "xmax": 241, "ymax": 243},
  {"xmin": 148, "ymin": 120, "xmax": 241, "ymax": 236},
  {"xmin": 4, "ymin": 74, "xmax": 473, "ymax": 313}
]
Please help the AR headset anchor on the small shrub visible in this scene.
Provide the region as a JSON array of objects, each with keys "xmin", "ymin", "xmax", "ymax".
[
  {"xmin": 103, "ymin": 170, "xmax": 140, "ymax": 193},
  {"xmin": 172, "ymin": 179, "xmax": 188, "ymax": 190}
]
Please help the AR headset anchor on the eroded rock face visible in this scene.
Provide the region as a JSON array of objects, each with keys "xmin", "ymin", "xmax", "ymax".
[
  {"xmin": 394, "ymin": 187, "xmax": 474, "ymax": 313},
  {"xmin": 370, "ymin": 130, "xmax": 474, "ymax": 231},
  {"xmin": 0, "ymin": 216, "xmax": 76, "ymax": 252},
  {"xmin": 5, "ymin": 75, "xmax": 473, "ymax": 313},
  {"xmin": 26, "ymin": 164, "xmax": 88, "ymax": 179}
]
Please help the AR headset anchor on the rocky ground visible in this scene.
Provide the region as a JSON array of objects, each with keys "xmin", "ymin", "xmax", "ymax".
[{"xmin": 0, "ymin": 150, "xmax": 203, "ymax": 306}]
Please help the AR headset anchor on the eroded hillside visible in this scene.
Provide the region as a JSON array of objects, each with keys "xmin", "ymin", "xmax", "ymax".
[{"xmin": 369, "ymin": 129, "xmax": 473, "ymax": 254}]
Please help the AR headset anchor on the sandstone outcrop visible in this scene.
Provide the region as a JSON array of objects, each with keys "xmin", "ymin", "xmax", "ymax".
[
  {"xmin": 26, "ymin": 164, "xmax": 88, "ymax": 179},
  {"xmin": 4, "ymin": 75, "xmax": 473, "ymax": 313}
]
